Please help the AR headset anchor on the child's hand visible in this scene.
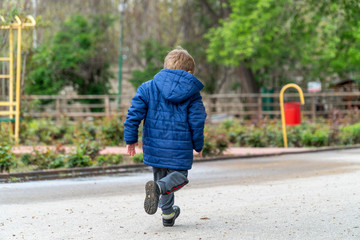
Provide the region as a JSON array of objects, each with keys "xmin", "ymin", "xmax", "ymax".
[{"xmin": 127, "ymin": 143, "xmax": 138, "ymax": 156}]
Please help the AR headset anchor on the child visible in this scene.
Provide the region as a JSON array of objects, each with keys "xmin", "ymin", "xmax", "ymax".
[{"xmin": 124, "ymin": 47, "xmax": 206, "ymax": 227}]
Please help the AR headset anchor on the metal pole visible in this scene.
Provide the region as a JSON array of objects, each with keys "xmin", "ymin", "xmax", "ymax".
[
  {"xmin": 279, "ymin": 83, "xmax": 305, "ymax": 148},
  {"xmin": 9, "ymin": 28, "xmax": 13, "ymax": 136},
  {"xmin": 117, "ymin": 4, "xmax": 125, "ymax": 107},
  {"xmin": 32, "ymin": 0, "xmax": 37, "ymax": 48},
  {"xmin": 15, "ymin": 17, "xmax": 22, "ymax": 142}
]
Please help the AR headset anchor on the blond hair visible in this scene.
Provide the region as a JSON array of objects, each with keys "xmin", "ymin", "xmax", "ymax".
[{"xmin": 164, "ymin": 47, "xmax": 195, "ymax": 73}]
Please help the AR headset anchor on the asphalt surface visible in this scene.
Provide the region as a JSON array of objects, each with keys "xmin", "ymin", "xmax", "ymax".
[{"xmin": 1, "ymin": 149, "xmax": 360, "ymax": 239}]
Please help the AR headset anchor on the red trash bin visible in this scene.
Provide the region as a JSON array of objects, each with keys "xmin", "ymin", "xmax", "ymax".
[{"xmin": 284, "ymin": 102, "xmax": 301, "ymax": 125}]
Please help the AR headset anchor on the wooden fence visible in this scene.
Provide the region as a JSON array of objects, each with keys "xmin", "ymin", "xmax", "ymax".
[
  {"xmin": 203, "ymin": 92, "xmax": 360, "ymax": 122},
  {"xmin": 21, "ymin": 92, "xmax": 360, "ymax": 122}
]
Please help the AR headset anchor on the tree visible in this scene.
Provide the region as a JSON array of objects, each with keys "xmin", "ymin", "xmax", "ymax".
[
  {"xmin": 25, "ymin": 14, "xmax": 115, "ymax": 95},
  {"xmin": 128, "ymin": 39, "xmax": 169, "ymax": 89},
  {"xmin": 206, "ymin": 0, "xmax": 360, "ymax": 90},
  {"xmin": 127, "ymin": 0, "xmax": 236, "ymax": 94}
]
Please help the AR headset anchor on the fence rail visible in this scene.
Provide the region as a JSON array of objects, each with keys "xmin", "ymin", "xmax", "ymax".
[{"xmin": 20, "ymin": 92, "xmax": 360, "ymax": 122}]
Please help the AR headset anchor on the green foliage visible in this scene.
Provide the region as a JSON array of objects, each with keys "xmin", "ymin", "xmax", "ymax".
[
  {"xmin": 0, "ymin": 144, "xmax": 16, "ymax": 173},
  {"xmin": 48, "ymin": 155, "xmax": 66, "ymax": 169},
  {"xmin": 0, "ymin": 8, "xmax": 21, "ymax": 25},
  {"xmin": 287, "ymin": 125, "xmax": 306, "ymax": 147},
  {"xmin": 67, "ymin": 140, "xmax": 101, "ymax": 168},
  {"xmin": 128, "ymin": 39, "xmax": 169, "ymax": 89},
  {"xmin": 264, "ymin": 124, "xmax": 283, "ymax": 147},
  {"xmin": 22, "ymin": 119, "xmax": 69, "ymax": 144},
  {"xmin": 67, "ymin": 148, "xmax": 92, "ymax": 168},
  {"xmin": 26, "ymin": 14, "xmax": 115, "ymax": 95},
  {"xmin": 96, "ymin": 154, "xmax": 123, "ymax": 166},
  {"xmin": 99, "ymin": 116, "xmax": 124, "ymax": 146},
  {"xmin": 202, "ymin": 140, "xmax": 215, "ymax": 157},
  {"xmin": 245, "ymin": 128, "xmax": 267, "ymax": 147},
  {"xmin": 20, "ymin": 153, "xmax": 33, "ymax": 165},
  {"xmin": 19, "ymin": 117, "xmax": 125, "ymax": 146},
  {"xmin": 218, "ymin": 120, "xmax": 248, "ymax": 146},
  {"xmin": 208, "ymin": 119, "xmax": 360, "ymax": 149},
  {"xmin": 75, "ymin": 140, "xmax": 101, "ymax": 160},
  {"xmin": 131, "ymin": 153, "xmax": 144, "ymax": 163},
  {"xmin": 340, "ymin": 123, "xmax": 360, "ymax": 145},
  {"xmin": 206, "ymin": 0, "xmax": 360, "ymax": 87},
  {"xmin": 203, "ymin": 127, "xmax": 230, "ymax": 156},
  {"xmin": 74, "ymin": 122, "xmax": 98, "ymax": 141},
  {"xmin": 301, "ymin": 128, "xmax": 330, "ymax": 147},
  {"xmin": 0, "ymin": 124, "xmax": 13, "ymax": 145},
  {"xmin": 31, "ymin": 148, "xmax": 65, "ymax": 170},
  {"xmin": 214, "ymin": 132, "xmax": 229, "ymax": 154}
]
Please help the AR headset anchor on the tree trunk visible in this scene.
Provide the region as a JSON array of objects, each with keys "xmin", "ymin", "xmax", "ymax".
[
  {"xmin": 237, "ymin": 62, "xmax": 259, "ymax": 94},
  {"xmin": 237, "ymin": 62, "xmax": 259, "ymax": 122}
]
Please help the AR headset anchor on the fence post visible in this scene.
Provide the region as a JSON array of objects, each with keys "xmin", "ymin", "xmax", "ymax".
[
  {"xmin": 311, "ymin": 95, "xmax": 316, "ymax": 122},
  {"xmin": 56, "ymin": 97, "xmax": 60, "ymax": 123},
  {"xmin": 257, "ymin": 96, "xmax": 262, "ymax": 122},
  {"xmin": 105, "ymin": 95, "xmax": 110, "ymax": 117}
]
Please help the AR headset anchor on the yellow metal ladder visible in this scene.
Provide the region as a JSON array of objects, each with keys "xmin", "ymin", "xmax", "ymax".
[{"xmin": 0, "ymin": 15, "xmax": 36, "ymax": 142}]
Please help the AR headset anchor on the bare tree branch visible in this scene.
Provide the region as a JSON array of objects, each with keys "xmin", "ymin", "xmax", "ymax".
[
  {"xmin": 220, "ymin": 0, "xmax": 231, "ymax": 18},
  {"xmin": 198, "ymin": 0, "xmax": 220, "ymax": 21}
]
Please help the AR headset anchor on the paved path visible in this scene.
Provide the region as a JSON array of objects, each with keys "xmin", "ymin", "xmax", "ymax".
[{"xmin": 1, "ymin": 149, "xmax": 360, "ymax": 239}]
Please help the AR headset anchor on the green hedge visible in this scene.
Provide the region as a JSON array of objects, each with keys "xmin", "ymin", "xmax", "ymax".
[
  {"xmin": 1, "ymin": 117, "xmax": 360, "ymax": 173},
  {"xmin": 215, "ymin": 119, "xmax": 360, "ymax": 148}
]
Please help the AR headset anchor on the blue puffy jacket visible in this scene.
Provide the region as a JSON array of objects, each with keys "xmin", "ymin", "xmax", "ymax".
[{"xmin": 124, "ymin": 69, "xmax": 207, "ymax": 170}]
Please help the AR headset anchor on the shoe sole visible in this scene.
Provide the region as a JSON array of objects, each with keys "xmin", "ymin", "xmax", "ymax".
[{"xmin": 144, "ymin": 181, "xmax": 159, "ymax": 215}]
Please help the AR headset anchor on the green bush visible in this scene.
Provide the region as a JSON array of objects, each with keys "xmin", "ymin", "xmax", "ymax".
[
  {"xmin": 67, "ymin": 149, "xmax": 92, "ymax": 168},
  {"xmin": 245, "ymin": 128, "xmax": 266, "ymax": 147},
  {"xmin": 75, "ymin": 122, "xmax": 98, "ymax": 141},
  {"xmin": 287, "ymin": 125, "xmax": 307, "ymax": 147},
  {"xmin": 214, "ymin": 132, "xmax": 229, "ymax": 154},
  {"xmin": 48, "ymin": 155, "xmax": 66, "ymax": 169},
  {"xmin": 340, "ymin": 123, "xmax": 360, "ymax": 145},
  {"xmin": 202, "ymin": 140, "xmax": 216, "ymax": 156},
  {"xmin": 26, "ymin": 119, "xmax": 53, "ymax": 144},
  {"xmin": 0, "ymin": 124, "xmax": 12, "ymax": 145},
  {"xmin": 264, "ymin": 124, "xmax": 283, "ymax": 147},
  {"xmin": 20, "ymin": 153, "xmax": 33, "ymax": 165},
  {"xmin": 96, "ymin": 155, "xmax": 107, "ymax": 166},
  {"xmin": 19, "ymin": 116, "xmax": 129, "ymax": 146},
  {"xmin": 31, "ymin": 148, "xmax": 62, "ymax": 170},
  {"xmin": 0, "ymin": 145, "xmax": 16, "ymax": 173},
  {"xmin": 202, "ymin": 128, "xmax": 230, "ymax": 156},
  {"xmin": 99, "ymin": 116, "xmax": 125, "ymax": 145},
  {"xmin": 79, "ymin": 141, "xmax": 101, "ymax": 160},
  {"xmin": 67, "ymin": 141, "xmax": 99, "ymax": 168},
  {"xmin": 22, "ymin": 119, "xmax": 71, "ymax": 145},
  {"xmin": 96, "ymin": 154, "xmax": 123, "ymax": 166},
  {"xmin": 131, "ymin": 153, "xmax": 143, "ymax": 163},
  {"xmin": 227, "ymin": 125, "xmax": 247, "ymax": 145},
  {"xmin": 26, "ymin": 14, "xmax": 114, "ymax": 96},
  {"xmin": 19, "ymin": 148, "xmax": 67, "ymax": 170},
  {"xmin": 301, "ymin": 128, "xmax": 330, "ymax": 147},
  {"xmin": 220, "ymin": 120, "xmax": 236, "ymax": 131}
]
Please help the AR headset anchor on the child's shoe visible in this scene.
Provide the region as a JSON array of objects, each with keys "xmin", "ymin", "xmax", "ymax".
[
  {"xmin": 162, "ymin": 206, "xmax": 180, "ymax": 227},
  {"xmin": 144, "ymin": 180, "xmax": 160, "ymax": 215}
]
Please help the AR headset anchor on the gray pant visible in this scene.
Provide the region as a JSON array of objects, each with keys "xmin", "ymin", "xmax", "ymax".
[{"xmin": 153, "ymin": 167, "xmax": 188, "ymax": 215}]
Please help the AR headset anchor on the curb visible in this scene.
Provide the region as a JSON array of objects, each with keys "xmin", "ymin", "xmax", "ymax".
[
  {"xmin": 195, "ymin": 145, "xmax": 360, "ymax": 163},
  {"xmin": 1, "ymin": 146, "xmax": 359, "ymax": 183},
  {"xmin": 0, "ymin": 163, "xmax": 150, "ymax": 183}
]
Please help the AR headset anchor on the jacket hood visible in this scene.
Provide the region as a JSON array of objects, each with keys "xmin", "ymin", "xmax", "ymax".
[{"xmin": 153, "ymin": 69, "xmax": 204, "ymax": 103}]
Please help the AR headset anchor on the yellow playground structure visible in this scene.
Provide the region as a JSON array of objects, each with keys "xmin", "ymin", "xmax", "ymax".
[{"xmin": 0, "ymin": 15, "xmax": 36, "ymax": 142}]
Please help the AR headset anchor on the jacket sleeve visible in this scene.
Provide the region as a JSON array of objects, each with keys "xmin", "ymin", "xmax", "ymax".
[
  {"xmin": 124, "ymin": 85, "xmax": 148, "ymax": 145},
  {"xmin": 188, "ymin": 92, "xmax": 207, "ymax": 152}
]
